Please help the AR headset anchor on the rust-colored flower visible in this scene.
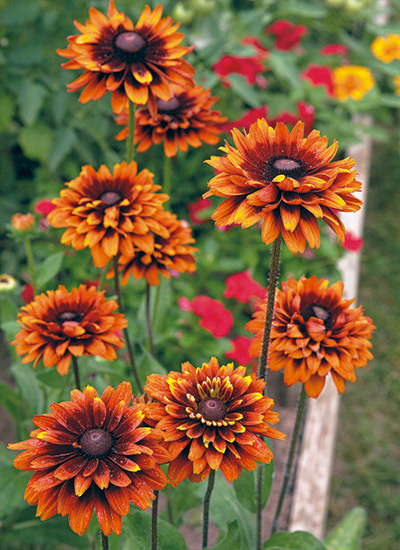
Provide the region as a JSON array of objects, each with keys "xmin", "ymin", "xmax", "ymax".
[
  {"xmin": 333, "ymin": 65, "xmax": 375, "ymax": 101},
  {"xmin": 11, "ymin": 213, "xmax": 35, "ymax": 231},
  {"xmin": 114, "ymin": 209, "xmax": 197, "ymax": 286},
  {"xmin": 48, "ymin": 162, "xmax": 169, "ymax": 268},
  {"xmin": 145, "ymin": 357, "xmax": 285, "ymax": 486},
  {"xmin": 58, "ymin": 1, "xmax": 195, "ymax": 115},
  {"xmin": 204, "ymin": 120, "xmax": 362, "ymax": 254},
  {"xmin": 116, "ymin": 83, "xmax": 227, "ymax": 157},
  {"xmin": 246, "ymin": 276, "xmax": 375, "ymax": 398},
  {"xmin": 371, "ymin": 34, "xmax": 400, "ymax": 63},
  {"xmin": 13, "ymin": 285, "xmax": 127, "ymax": 376},
  {"xmin": 8, "ymin": 382, "xmax": 169, "ymax": 536}
]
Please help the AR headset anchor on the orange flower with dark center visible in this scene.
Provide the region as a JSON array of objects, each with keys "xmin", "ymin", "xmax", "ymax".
[
  {"xmin": 48, "ymin": 161, "xmax": 169, "ymax": 267},
  {"xmin": 113, "ymin": 209, "xmax": 197, "ymax": 286},
  {"xmin": 8, "ymin": 382, "xmax": 169, "ymax": 536},
  {"xmin": 246, "ymin": 276, "xmax": 375, "ymax": 397},
  {"xmin": 145, "ymin": 357, "xmax": 285, "ymax": 486},
  {"xmin": 12, "ymin": 285, "xmax": 127, "ymax": 376},
  {"xmin": 115, "ymin": 83, "xmax": 227, "ymax": 157},
  {"xmin": 58, "ymin": 1, "xmax": 195, "ymax": 115},
  {"xmin": 204, "ymin": 120, "xmax": 363, "ymax": 254}
]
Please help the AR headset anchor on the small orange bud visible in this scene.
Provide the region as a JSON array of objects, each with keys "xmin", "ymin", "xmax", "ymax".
[{"xmin": 11, "ymin": 213, "xmax": 35, "ymax": 231}]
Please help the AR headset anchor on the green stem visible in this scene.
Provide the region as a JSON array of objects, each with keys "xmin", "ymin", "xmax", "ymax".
[
  {"xmin": 145, "ymin": 283, "xmax": 155, "ymax": 356},
  {"xmin": 126, "ymin": 100, "xmax": 136, "ymax": 164},
  {"xmin": 97, "ymin": 261, "xmax": 110, "ymax": 292},
  {"xmin": 202, "ymin": 469, "xmax": 216, "ymax": 549},
  {"xmin": 163, "ymin": 155, "xmax": 172, "ymax": 196},
  {"xmin": 152, "ymin": 491, "xmax": 159, "ymax": 550},
  {"xmin": 257, "ymin": 235, "xmax": 282, "ymax": 384},
  {"xmin": 270, "ymin": 386, "xmax": 307, "ymax": 535},
  {"xmin": 256, "ymin": 465, "xmax": 263, "ymax": 550},
  {"xmin": 71, "ymin": 355, "xmax": 81, "ymax": 391},
  {"xmin": 112, "ymin": 256, "xmax": 143, "ymax": 394},
  {"xmin": 101, "ymin": 533, "xmax": 109, "ymax": 550},
  {"xmin": 23, "ymin": 237, "xmax": 37, "ymax": 295}
]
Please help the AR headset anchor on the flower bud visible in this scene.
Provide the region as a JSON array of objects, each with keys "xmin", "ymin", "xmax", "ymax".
[{"xmin": 11, "ymin": 213, "xmax": 34, "ymax": 231}]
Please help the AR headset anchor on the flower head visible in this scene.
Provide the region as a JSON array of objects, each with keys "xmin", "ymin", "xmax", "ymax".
[
  {"xmin": 58, "ymin": 1, "xmax": 195, "ymax": 115},
  {"xmin": 223, "ymin": 271, "xmax": 265, "ymax": 303},
  {"xmin": 301, "ymin": 63, "xmax": 334, "ymax": 96},
  {"xmin": 48, "ymin": 161, "xmax": 169, "ymax": 268},
  {"xmin": 114, "ymin": 209, "xmax": 197, "ymax": 286},
  {"xmin": 145, "ymin": 357, "xmax": 285, "ymax": 485},
  {"xmin": 320, "ymin": 43, "xmax": 348, "ymax": 56},
  {"xmin": 13, "ymin": 285, "xmax": 127, "ymax": 375},
  {"xmin": 116, "ymin": 83, "xmax": 226, "ymax": 157},
  {"xmin": 342, "ymin": 231, "xmax": 363, "ymax": 253},
  {"xmin": 204, "ymin": 119, "xmax": 362, "ymax": 254},
  {"xmin": 225, "ymin": 336, "xmax": 254, "ymax": 366},
  {"xmin": 246, "ymin": 276, "xmax": 375, "ymax": 397},
  {"xmin": 394, "ymin": 75, "xmax": 400, "ymax": 95},
  {"xmin": 11, "ymin": 213, "xmax": 35, "ymax": 231},
  {"xmin": 191, "ymin": 296, "xmax": 233, "ymax": 338},
  {"xmin": 187, "ymin": 197, "xmax": 212, "ymax": 225},
  {"xmin": 21, "ymin": 283, "xmax": 35, "ymax": 303},
  {"xmin": 371, "ymin": 34, "xmax": 400, "ymax": 63},
  {"xmin": 221, "ymin": 106, "xmax": 269, "ymax": 133},
  {"xmin": 333, "ymin": 65, "xmax": 375, "ymax": 101},
  {"xmin": 212, "ymin": 54, "xmax": 265, "ymax": 86},
  {"xmin": 264, "ymin": 20, "xmax": 307, "ymax": 51},
  {"xmin": 0, "ymin": 274, "xmax": 17, "ymax": 293},
  {"xmin": 8, "ymin": 382, "xmax": 169, "ymax": 536}
]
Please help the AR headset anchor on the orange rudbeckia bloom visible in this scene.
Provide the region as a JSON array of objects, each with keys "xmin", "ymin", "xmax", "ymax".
[
  {"xmin": 48, "ymin": 161, "xmax": 169, "ymax": 268},
  {"xmin": 115, "ymin": 83, "xmax": 227, "ymax": 157},
  {"xmin": 204, "ymin": 120, "xmax": 363, "ymax": 254},
  {"xmin": 58, "ymin": 1, "xmax": 195, "ymax": 115},
  {"xmin": 145, "ymin": 357, "xmax": 285, "ymax": 486},
  {"xmin": 8, "ymin": 382, "xmax": 169, "ymax": 536},
  {"xmin": 12, "ymin": 285, "xmax": 127, "ymax": 376},
  {"xmin": 246, "ymin": 276, "xmax": 375, "ymax": 398},
  {"xmin": 113, "ymin": 209, "xmax": 197, "ymax": 286}
]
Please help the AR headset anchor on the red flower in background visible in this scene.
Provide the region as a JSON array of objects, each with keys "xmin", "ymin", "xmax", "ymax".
[
  {"xmin": 187, "ymin": 197, "xmax": 212, "ymax": 225},
  {"xmin": 221, "ymin": 106, "xmax": 269, "ymax": 133},
  {"xmin": 320, "ymin": 44, "xmax": 349, "ymax": 56},
  {"xmin": 34, "ymin": 199, "xmax": 57, "ymax": 217},
  {"xmin": 223, "ymin": 271, "xmax": 265, "ymax": 303},
  {"xmin": 301, "ymin": 64, "xmax": 334, "ymax": 96},
  {"xmin": 188, "ymin": 295, "xmax": 233, "ymax": 338},
  {"xmin": 265, "ymin": 20, "xmax": 307, "ymax": 51},
  {"xmin": 241, "ymin": 36, "xmax": 269, "ymax": 57},
  {"xmin": 342, "ymin": 231, "xmax": 364, "ymax": 253},
  {"xmin": 212, "ymin": 55, "xmax": 265, "ymax": 87},
  {"xmin": 270, "ymin": 101, "xmax": 315, "ymax": 135},
  {"xmin": 21, "ymin": 284, "xmax": 34, "ymax": 304},
  {"xmin": 225, "ymin": 336, "xmax": 254, "ymax": 365}
]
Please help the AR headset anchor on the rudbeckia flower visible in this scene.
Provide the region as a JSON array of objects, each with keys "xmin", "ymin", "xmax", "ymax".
[
  {"xmin": 13, "ymin": 285, "xmax": 127, "ymax": 375},
  {"xmin": 145, "ymin": 357, "xmax": 285, "ymax": 486},
  {"xmin": 116, "ymin": 83, "xmax": 227, "ymax": 157},
  {"xmin": 246, "ymin": 276, "xmax": 375, "ymax": 397},
  {"xmin": 204, "ymin": 120, "xmax": 362, "ymax": 254},
  {"xmin": 333, "ymin": 65, "xmax": 375, "ymax": 101},
  {"xmin": 48, "ymin": 162, "xmax": 169, "ymax": 268},
  {"xmin": 8, "ymin": 382, "xmax": 169, "ymax": 536},
  {"xmin": 113, "ymin": 209, "xmax": 197, "ymax": 286},
  {"xmin": 58, "ymin": 1, "xmax": 195, "ymax": 115}
]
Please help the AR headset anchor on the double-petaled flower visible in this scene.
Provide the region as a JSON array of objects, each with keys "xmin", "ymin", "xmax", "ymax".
[
  {"xmin": 48, "ymin": 162, "xmax": 169, "ymax": 268},
  {"xmin": 8, "ymin": 382, "xmax": 169, "ymax": 536},
  {"xmin": 246, "ymin": 276, "xmax": 375, "ymax": 397},
  {"xmin": 58, "ymin": 1, "xmax": 195, "ymax": 115},
  {"xmin": 13, "ymin": 285, "xmax": 127, "ymax": 376},
  {"xmin": 204, "ymin": 120, "xmax": 362, "ymax": 254},
  {"xmin": 145, "ymin": 357, "xmax": 285, "ymax": 486}
]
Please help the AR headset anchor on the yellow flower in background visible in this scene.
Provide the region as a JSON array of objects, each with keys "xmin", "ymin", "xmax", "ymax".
[
  {"xmin": 394, "ymin": 76, "xmax": 400, "ymax": 95},
  {"xmin": 333, "ymin": 65, "xmax": 375, "ymax": 101},
  {"xmin": 371, "ymin": 34, "xmax": 400, "ymax": 63}
]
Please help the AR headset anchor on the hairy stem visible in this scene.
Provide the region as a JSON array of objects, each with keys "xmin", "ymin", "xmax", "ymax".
[
  {"xmin": 101, "ymin": 533, "xmax": 109, "ymax": 550},
  {"xmin": 71, "ymin": 355, "xmax": 81, "ymax": 391},
  {"xmin": 163, "ymin": 155, "xmax": 172, "ymax": 196},
  {"xmin": 152, "ymin": 491, "xmax": 159, "ymax": 550},
  {"xmin": 271, "ymin": 386, "xmax": 307, "ymax": 534},
  {"xmin": 146, "ymin": 283, "xmax": 155, "ymax": 356},
  {"xmin": 202, "ymin": 469, "xmax": 216, "ymax": 549},
  {"xmin": 126, "ymin": 100, "xmax": 136, "ymax": 164}
]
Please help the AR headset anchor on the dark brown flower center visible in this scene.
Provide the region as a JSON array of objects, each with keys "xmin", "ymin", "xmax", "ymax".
[
  {"xmin": 303, "ymin": 304, "xmax": 333, "ymax": 330},
  {"xmin": 114, "ymin": 31, "xmax": 147, "ymax": 63},
  {"xmin": 80, "ymin": 429, "xmax": 113, "ymax": 457},
  {"xmin": 157, "ymin": 96, "xmax": 180, "ymax": 113},
  {"xmin": 57, "ymin": 311, "xmax": 83, "ymax": 324},
  {"xmin": 198, "ymin": 398, "xmax": 227, "ymax": 421},
  {"xmin": 100, "ymin": 191, "xmax": 122, "ymax": 206},
  {"xmin": 265, "ymin": 156, "xmax": 307, "ymax": 180}
]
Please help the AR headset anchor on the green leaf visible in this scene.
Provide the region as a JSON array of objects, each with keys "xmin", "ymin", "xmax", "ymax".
[
  {"xmin": 209, "ymin": 520, "xmax": 242, "ymax": 550},
  {"xmin": 233, "ymin": 462, "xmax": 273, "ymax": 514},
  {"xmin": 0, "ymin": 459, "xmax": 30, "ymax": 519},
  {"xmin": 0, "ymin": 95, "xmax": 15, "ymax": 131},
  {"xmin": 268, "ymin": 53, "xmax": 300, "ymax": 88},
  {"xmin": 0, "ymin": 381, "xmax": 24, "ymax": 421},
  {"xmin": 0, "ymin": 0, "xmax": 39, "ymax": 24},
  {"xmin": 227, "ymin": 74, "xmax": 263, "ymax": 108},
  {"xmin": 11, "ymin": 362, "xmax": 45, "ymax": 417},
  {"xmin": 48, "ymin": 128, "xmax": 77, "ymax": 172},
  {"xmin": 263, "ymin": 531, "xmax": 327, "ymax": 550},
  {"xmin": 35, "ymin": 252, "xmax": 64, "ymax": 288},
  {"xmin": 18, "ymin": 124, "xmax": 54, "ymax": 163},
  {"xmin": 123, "ymin": 509, "xmax": 188, "ymax": 550},
  {"xmin": 18, "ymin": 81, "xmax": 47, "ymax": 126},
  {"xmin": 324, "ymin": 507, "xmax": 367, "ymax": 550}
]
